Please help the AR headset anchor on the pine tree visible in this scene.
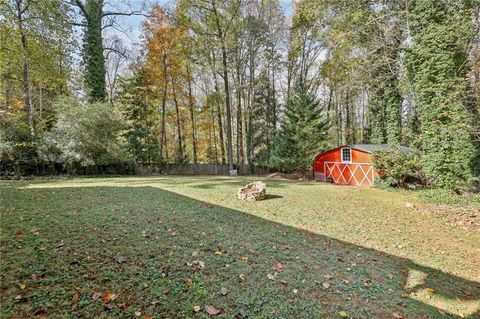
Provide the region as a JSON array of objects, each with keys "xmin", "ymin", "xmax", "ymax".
[{"xmin": 270, "ymin": 83, "xmax": 330, "ymax": 173}]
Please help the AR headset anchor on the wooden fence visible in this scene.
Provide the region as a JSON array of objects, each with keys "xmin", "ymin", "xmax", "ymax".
[{"xmin": 137, "ymin": 163, "xmax": 270, "ymax": 176}]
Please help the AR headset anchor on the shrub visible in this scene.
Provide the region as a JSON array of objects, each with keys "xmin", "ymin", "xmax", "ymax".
[
  {"xmin": 38, "ymin": 97, "xmax": 130, "ymax": 171},
  {"xmin": 371, "ymin": 147, "xmax": 426, "ymax": 189},
  {"xmin": 0, "ymin": 102, "xmax": 39, "ymax": 177}
]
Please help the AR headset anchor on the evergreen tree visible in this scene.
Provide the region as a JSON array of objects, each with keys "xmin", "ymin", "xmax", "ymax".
[
  {"xmin": 270, "ymin": 83, "xmax": 330, "ymax": 173},
  {"xmin": 250, "ymin": 72, "xmax": 276, "ymax": 166},
  {"xmin": 405, "ymin": 0, "xmax": 478, "ymax": 189}
]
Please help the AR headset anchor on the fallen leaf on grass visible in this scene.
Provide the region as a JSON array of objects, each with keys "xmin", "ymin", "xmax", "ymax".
[
  {"xmin": 280, "ymin": 280, "xmax": 288, "ymax": 285},
  {"xmin": 118, "ymin": 303, "xmax": 126, "ymax": 310},
  {"xmin": 292, "ymin": 289, "xmax": 298, "ymax": 294},
  {"xmin": 338, "ymin": 310, "xmax": 349, "ymax": 318},
  {"xmin": 104, "ymin": 303, "xmax": 114, "ymax": 311},
  {"xmin": 30, "ymin": 228, "xmax": 40, "ymax": 235},
  {"xmin": 135, "ymin": 311, "xmax": 142, "ymax": 316},
  {"xmin": 463, "ymin": 290, "xmax": 473, "ymax": 297},
  {"xmin": 144, "ymin": 315, "xmax": 152, "ymax": 319},
  {"xmin": 198, "ymin": 260, "xmax": 205, "ymax": 269},
  {"xmin": 15, "ymin": 230, "xmax": 24, "ymax": 238},
  {"xmin": 205, "ymin": 305, "xmax": 221, "ymax": 315},
  {"xmin": 401, "ymin": 292, "xmax": 409, "ymax": 298},
  {"xmin": 425, "ymin": 288, "xmax": 435, "ymax": 294},
  {"xmin": 72, "ymin": 293, "xmax": 79, "ymax": 302},
  {"xmin": 19, "ymin": 283, "xmax": 26, "ymax": 290},
  {"xmin": 163, "ymin": 288, "xmax": 170, "ymax": 295},
  {"xmin": 214, "ymin": 251, "xmax": 222, "ymax": 255},
  {"xmin": 193, "ymin": 305, "xmax": 201, "ymax": 312},
  {"xmin": 322, "ymin": 282, "xmax": 331, "ymax": 289},
  {"xmin": 392, "ymin": 312, "xmax": 405, "ymax": 319},
  {"xmin": 238, "ymin": 308, "xmax": 247, "ymax": 317},
  {"xmin": 272, "ymin": 263, "xmax": 283, "ymax": 272},
  {"xmin": 267, "ymin": 273, "xmax": 275, "ymax": 280},
  {"xmin": 33, "ymin": 308, "xmax": 46, "ymax": 316},
  {"xmin": 186, "ymin": 279, "xmax": 193, "ymax": 286},
  {"xmin": 103, "ymin": 292, "xmax": 116, "ymax": 304},
  {"xmin": 220, "ymin": 287, "xmax": 228, "ymax": 296},
  {"xmin": 92, "ymin": 292, "xmax": 102, "ymax": 301},
  {"xmin": 239, "ymin": 274, "xmax": 245, "ymax": 281}
]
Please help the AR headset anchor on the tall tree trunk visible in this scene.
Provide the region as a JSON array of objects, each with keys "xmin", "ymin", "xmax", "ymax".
[
  {"xmin": 211, "ymin": 102, "xmax": 218, "ymax": 163},
  {"xmin": 220, "ymin": 42, "xmax": 234, "ymax": 171},
  {"xmin": 345, "ymin": 90, "xmax": 351, "ymax": 144},
  {"xmin": 172, "ymin": 79, "xmax": 185, "ymax": 163},
  {"xmin": 76, "ymin": 0, "xmax": 106, "ymax": 102},
  {"xmin": 187, "ymin": 66, "xmax": 198, "ymax": 164},
  {"xmin": 211, "ymin": 1, "xmax": 234, "ymax": 171},
  {"xmin": 159, "ymin": 54, "xmax": 168, "ymax": 164},
  {"xmin": 246, "ymin": 44, "xmax": 255, "ymax": 168},
  {"xmin": 210, "ymin": 50, "xmax": 226, "ymax": 164},
  {"xmin": 236, "ymin": 64, "xmax": 244, "ymax": 165},
  {"xmin": 15, "ymin": 0, "xmax": 35, "ymax": 139}
]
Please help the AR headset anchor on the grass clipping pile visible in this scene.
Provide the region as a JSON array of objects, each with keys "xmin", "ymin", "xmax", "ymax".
[{"xmin": 238, "ymin": 181, "xmax": 266, "ymax": 201}]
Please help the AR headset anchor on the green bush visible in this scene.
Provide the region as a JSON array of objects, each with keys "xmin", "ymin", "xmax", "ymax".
[
  {"xmin": 38, "ymin": 97, "xmax": 130, "ymax": 170},
  {"xmin": 371, "ymin": 147, "xmax": 426, "ymax": 189},
  {"xmin": 0, "ymin": 105, "xmax": 39, "ymax": 177}
]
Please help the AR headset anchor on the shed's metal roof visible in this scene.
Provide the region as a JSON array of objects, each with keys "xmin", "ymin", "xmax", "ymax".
[{"xmin": 347, "ymin": 144, "xmax": 414, "ymax": 154}]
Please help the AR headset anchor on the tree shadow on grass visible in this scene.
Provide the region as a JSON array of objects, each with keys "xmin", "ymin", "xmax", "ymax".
[{"xmin": 1, "ymin": 185, "xmax": 479, "ymax": 318}]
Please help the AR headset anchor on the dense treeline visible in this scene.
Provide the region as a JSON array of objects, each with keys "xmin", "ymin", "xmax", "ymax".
[{"xmin": 0, "ymin": 0, "xmax": 479, "ymax": 190}]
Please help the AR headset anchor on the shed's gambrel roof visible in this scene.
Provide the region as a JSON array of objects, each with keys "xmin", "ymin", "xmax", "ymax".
[{"xmin": 347, "ymin": 144, "xmax": 414, "ymax": 154}]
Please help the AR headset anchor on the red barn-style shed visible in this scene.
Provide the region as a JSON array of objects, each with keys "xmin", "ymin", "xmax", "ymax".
[{"xmin": 313, "ymin": 144, "xmax": 412, "ymax": 187}]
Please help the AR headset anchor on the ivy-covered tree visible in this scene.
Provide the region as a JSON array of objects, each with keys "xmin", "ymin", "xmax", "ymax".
[
  {"xmin": 270, "ymin": 83, "xmax": 330, "ymax": 173},
  {"xmin": 71, "ymin": 0, "xmax": 147, "ymax": 103},
  {"xmin": 74, "ymin": 0, "xmax": 106, "ymax": 102},
  {"xmin": 405, "ymin": 0, "xmax": 478, "ymax": 189}
]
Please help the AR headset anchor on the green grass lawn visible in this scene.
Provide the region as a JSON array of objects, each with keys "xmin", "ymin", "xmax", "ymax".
[{"xmin": 1, "ymin": 176, "xmax": 479, "ymax": 318}]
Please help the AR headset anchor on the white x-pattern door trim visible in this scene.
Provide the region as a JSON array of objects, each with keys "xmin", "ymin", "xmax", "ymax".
[{"xmin": 324, "ymin": 162, "xmax": 374, "ymax": 186}]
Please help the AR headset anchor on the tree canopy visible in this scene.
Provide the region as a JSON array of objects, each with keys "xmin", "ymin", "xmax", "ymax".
[{"xmin": 1, "ymin": 0, "xmax": 479, "ymax": 189}]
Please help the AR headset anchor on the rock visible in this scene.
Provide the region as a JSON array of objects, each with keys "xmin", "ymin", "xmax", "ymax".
[{"xmin": 237, "ymin": 181, "xmax": 266, "ymax": 201}]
